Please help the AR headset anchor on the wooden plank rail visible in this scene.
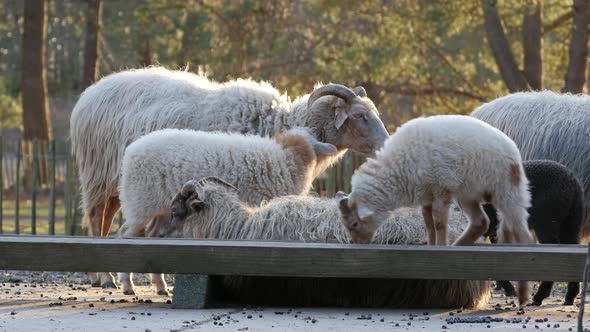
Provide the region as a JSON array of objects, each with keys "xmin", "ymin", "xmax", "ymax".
[{"xmin": 0, "ymin": 235, "xmax": 587, "ymax": 282}]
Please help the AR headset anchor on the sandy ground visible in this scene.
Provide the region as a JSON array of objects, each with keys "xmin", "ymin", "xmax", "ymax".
[{"xmin": 0, "ymin": 271, "xmax": 585, "ymax": 332}]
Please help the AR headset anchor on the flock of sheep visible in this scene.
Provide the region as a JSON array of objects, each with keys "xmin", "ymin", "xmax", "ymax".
[{"xmin": 69, "ymin": 67, "xmax": 590, "ymax": 308}]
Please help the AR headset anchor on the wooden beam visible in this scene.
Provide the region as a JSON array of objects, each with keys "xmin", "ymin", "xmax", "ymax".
[{"xmin": 0, "ymin": 235, "xmax": 586, "ymax": 281}]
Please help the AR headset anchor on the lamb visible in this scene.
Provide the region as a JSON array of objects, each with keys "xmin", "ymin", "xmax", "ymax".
[
  {"xmin": 482, "ymin": 160, "xmax": 584, "ymax": 306},
  {"xmin": 70, "ymin": 66, "xmax": 389, "ymax": 287},
  {"xmin": 337, "ymin": 115, "xmax": 534, "ymax": 305},
  {"xmin": 471, "ymin": 91, "xmax": 590, "ymax": 242},
  {"xmin": 144, "ymin": 177, "xmax": 489, "ymax": 309},
  {"xmin": 117, "ymin": 127, "xmax": 338, "ymax": 295}
]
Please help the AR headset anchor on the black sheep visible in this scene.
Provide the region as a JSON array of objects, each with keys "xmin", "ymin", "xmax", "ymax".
[{"xmin": 483, "ymin": 160, "xmax": 585, "ymax": 306}]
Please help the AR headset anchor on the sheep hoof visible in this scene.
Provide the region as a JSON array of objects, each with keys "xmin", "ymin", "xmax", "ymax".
[
  {"xmin": 563, "ymin": 300, "xmax": 574, "ymax": 306},
  {"xmin": 504, "ymin": 289, "xmax": 517, "ymax": 297},
  {"xmin": 157, "ymin": 289, "xmax": 170, "ymax": 296},
  {"xmin": 91, "ymin": 281, "xmax": 102, "ymax": 288},
  {"xmin": 529, "ymin": 301, "xmax": 542, "ymax": 306},
  {"xmin": 101, "ymin": 281, "xmax": 118, "ymax": 289},
  {"xmin": 123, "ymin": 289, "xmax": 136, "ymax": 295}
]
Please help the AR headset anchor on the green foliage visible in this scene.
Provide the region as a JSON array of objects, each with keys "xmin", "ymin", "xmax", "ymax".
[
  {"xmin": 0, "ymin": 78, "xmax": 22, "ymax": 128},
  {"xmin": 0, "ymin": 0, "xmax": 583, "ymax": 131}
]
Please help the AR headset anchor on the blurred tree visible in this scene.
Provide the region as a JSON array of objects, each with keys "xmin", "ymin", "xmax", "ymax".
[
  {"xmin": 482, "ymin": 0, "xmax": 589, "ymax": 93},
  {"xmin": 563, "ymin": 0, "xmax": 590, "ymax": 93},
  {"xmin": 81, "ymin": 0, "xmax": 103, "ymax": 90},
  {"xmin": 21, "ymin": 0, "xmax": 52, "ymax": 140}
]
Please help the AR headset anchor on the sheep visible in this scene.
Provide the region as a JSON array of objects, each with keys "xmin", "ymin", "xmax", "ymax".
[
  {"xmin": 471, "ymin": 91, "xmax": 590, "ymax": 242},
  {"xmin": 145, "ymin": 177, "xmax": 490, "ymax": 309},
  {"xmin": 70, "ymin": 66, "xmax": 389, "ymax": 288},
  {"xmin": 117, "ymin": 127, "xmax": 338, "ymax": 295},
  {"xmin": 482, "ymin": 160, "xmax": 584, "ymax": 306},
  {"xmin": 337, "ymin": 115, "xmax": 534, "ymax": 305}
]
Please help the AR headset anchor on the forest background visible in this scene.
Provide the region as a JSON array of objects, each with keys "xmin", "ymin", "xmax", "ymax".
[{"xmin": 0, "ymin": 0, "xmax": 589, "ymax": 141}]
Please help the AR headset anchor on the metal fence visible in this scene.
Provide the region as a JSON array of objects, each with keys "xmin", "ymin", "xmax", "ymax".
[{"xmin": 0, "ymin": 135, "xmax": 365, "ymax": 236}]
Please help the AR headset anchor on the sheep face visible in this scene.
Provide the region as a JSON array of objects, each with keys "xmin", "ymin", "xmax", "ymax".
[
  {"xmin": 336, "ymin": 98, "xmax": 389, "ymax": 157},
  {"xmin": 307, "ymin": 85, "xmax": 389, "ymax": 157},
  {"xmin": 338, "ymin": 196, "xmax": 381, "ymax": 244}
]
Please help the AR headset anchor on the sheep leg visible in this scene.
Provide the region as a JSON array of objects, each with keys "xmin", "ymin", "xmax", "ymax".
[
  {"xmin": 531, "ymin": 281, "xmax": 554, "ymax": 306},
  {"xmin": 151, "ymin": 274, "xmax": 170, "ymax": 296},
  {"xmin": 118, "ymin": 221, "xmax": 146, "ymax": 295},
  {"xmin": 100, "ymin": 196, "xmax": 120, "ymax": 236},
  {"xmin": 496, "ymin": 280, "xmax": 517, "ymax": 297},
  {"xmin": 432, "ymin": 200, "xmax": 450, "ymax": 246},
  {"xmin": 496, "ymin": 205, "xmax": 533, "ymax": 306},
  {"xmin": 452, "ymin": 200, "xmax": 489, "ymax": 246},
  {"xmin": 86, "ymin": 200, "xmax": 107, "ymax": 287},
  {"xmin": 97, "ymin": 196, "xmax": 121, "ymax": 289},
  {"xmin": 421, "ymin": 205, "xmax": 436, "ymax": 245},
  {"xmin": 564, "ymin": 282, "xmax": 579, "ymax": 305}
]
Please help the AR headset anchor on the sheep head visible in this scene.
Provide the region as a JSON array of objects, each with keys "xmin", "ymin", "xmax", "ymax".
[
  {"xmin": 338, "ymin": 194, "xmax": 382, "ymax": 244},
  {"xmin": 156, "ymin": 177, "xmax": 238, "ymax": 238},
  {"xmin": 307, "ymin": 84, "xmax": 389, "ymax": 157}
]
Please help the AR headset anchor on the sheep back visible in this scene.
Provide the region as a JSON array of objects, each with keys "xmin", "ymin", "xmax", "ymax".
[
  {"xmin": 71, "ymin": 67, "xmax": 289, "ymax": 215},
  {"xmin": 119, "ymin": 129, "xmax": 317, "ymax": 228}
]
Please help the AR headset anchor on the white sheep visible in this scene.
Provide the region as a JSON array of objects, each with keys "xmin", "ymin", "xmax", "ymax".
[
  {"xmin": 70, "ymin": 66, "xmax": 389, "ymax": 287},
  {"xmin": 117, "ymin": 127, "xmax": 337, "ymax": 295},
  {"xmin": 144, "ymin": 178, "xmax": 489, "ymax": 309},
  {"xmin": 337, "ymin": 115, "xmax": 534, "ymax": 305}
]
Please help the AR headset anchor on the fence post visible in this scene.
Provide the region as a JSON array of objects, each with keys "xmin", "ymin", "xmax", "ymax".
[
  {"xmin": 14, "ymin": 140, "xmax": 21, "ymax": 234},
  {"xmin": 49, "ymin": 140, "xmax": 56, "ymax": 235},
  {"xmin": 0, "ymin": 135, "xmax": 4, "ymax": 234},
  {"xmin": 31, "ymin": 139, "xmax": 39, "ymax": 235},
  {"xmin": 326, "ymin": 166, "xmax": 335, "ymax": 198},
  {"xmin": 0, "ymin": 134, "xmax": 3, "ymax": 234},
  {"xmin": 71, "ymin": 190, "xmax": 81, "ymax": 236},
  {"xmin": 343, "ymin": 153, "xmax": 352, "ymax": 194},
  {"xmin": 65, "ymin": 142, "xmax": 73, "ymax": 235}
]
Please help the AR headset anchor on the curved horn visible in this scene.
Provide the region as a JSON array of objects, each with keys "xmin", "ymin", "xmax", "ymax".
[
  {"xmin": 198, "ymin": 176, "xmax": 239, "ymax": 192},
  {"xmin": 353, "ymin": 86, "xmax": 367, "ymax": 97},
  {"xmin": 307, "ymin": 84, "xmax": 357, "ymax": 109},
  {"xmin": 180, "ymin": 180, "xmax": 200, "ymax": 197}
]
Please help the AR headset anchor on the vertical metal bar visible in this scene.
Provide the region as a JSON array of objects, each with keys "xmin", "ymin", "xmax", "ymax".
[
  {"xmin": 65, "ymin": 142, "xmax": 72, "ymax": 235},
  {"xmin": 326, "ymin": 167, "xmax": 335, "ymax": 198},
  {"xmin": 0, "ymin": 134, "xmax": 3, "ymax": 234},
  {"xmin": 578, "ymin": 243, "xmax": 590, "ymax": 332},
  {"xmin": 14, "ymin": 140, "xmax": 21, "ymax": 234},
  {"xmin": 343, "ymin": 152, "xmax": 352, "ymax": 194},
  {"xmin": 118, "ymin": 211, "xmax": 123, "ymax": 228},
  {"xmin": 31, "ymin": 139, "xmax": 39, "ymax": 235},
  {"xmin": 71, "ymin": 189, "xmax": 81, "ymax": 236},
  {"xmin": 49, "ymin": 140, "xmax": 56, "ymax": 235}
]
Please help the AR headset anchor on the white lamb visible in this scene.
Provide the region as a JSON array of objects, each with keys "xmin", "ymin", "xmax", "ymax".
[
  {"xmin": 117, "ymin": 127, "xmax": 337, "ymax": 295},
  {"xmin": 338, "ymin": 115, "xmax": 534, "ymax": 305}
]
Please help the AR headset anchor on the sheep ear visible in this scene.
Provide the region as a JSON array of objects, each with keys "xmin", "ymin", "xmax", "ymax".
[
  {"xmin": 314, "ymin": 142, "xmax": 338, "ymax": 156},
  {"xmin": 353, "ymin": 86, "xmax": 367, "ymax": 97},
  {"xmin": 335, "ymin": 191, "xmax": 348, "ymax": 200},
  {"xmin": 189, "ymin": 198, "xmax": 206, "ymax": 211},
  {"xmin": 335, "ymin": 109, "xmax": 348, "ymax": 129},
  {"xmin": 338, "ymin": 197, "xmax": 351, "ymax": 215},
  {"xmin": 357, "ymin": 207, "xmax": 374, "ymax": 221}
]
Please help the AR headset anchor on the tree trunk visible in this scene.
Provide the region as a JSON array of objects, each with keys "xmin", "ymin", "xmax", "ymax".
[
  {"xmin": 139, "ymin": 40, "xmax": 153, "ymax": 67},
  {"xmin": 178, "ymin": 9, "xmax": 200, "ymax": 66},
  {"xmin": 481, "ymin": 0, "xmax": 529, "ymax": 93},
  {"xmin": 81, "ymin": 0, "xmax": 103, "ymax": 91},
  {"xmin": 563, "ymin": 0, "xmax": 590, "ymax": 93},
  {"xmin": 21, "ymin": 0, "xmax": 52, "ymax": 141},
  {"xmin": 522, "ymin": 0, "xmax": 543, "ymax": 90}
]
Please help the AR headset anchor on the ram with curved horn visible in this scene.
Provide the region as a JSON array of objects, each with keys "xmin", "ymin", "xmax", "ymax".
[{"xmin": 70, "ymin": 66, "xmax": 389, "ymax": 288}]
